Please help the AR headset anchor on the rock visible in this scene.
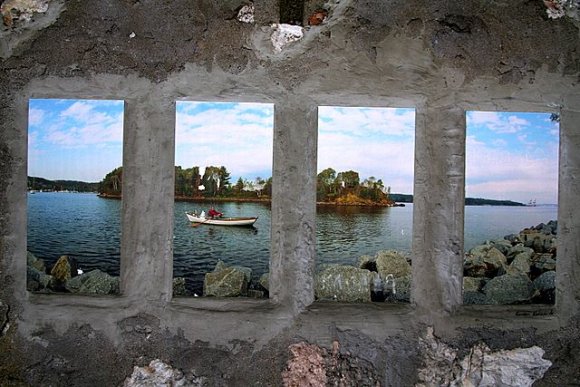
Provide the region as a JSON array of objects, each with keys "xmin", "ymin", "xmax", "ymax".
[
  {"xmin": 463, "ymin": 291, "xmax": 488, "ymax": 305},
  {"xmin": 173, "ymin": 277, "xmax": 188, "ymax": 296},
  {"xmin": 258, "ymin": 273, "xmax": 269, "ymax": 291},
  {"xmin": 532, "ymin": 271, "xmax": 556, "ymax": 304},
  {"xmin": 490, "ymin": 239, "xmax": 512, "ymax": 255},
  {"xmin": 27, "ymin": 251, "xmax": 46, "ymax": 272},
  {"xmin": 50, "ymin": 255, "xmax": 78, "ymax": 283},
  {"xmin": 282, "ymin": 343, "xmax": 327, "ymax": 387},
  {"xmin": 233, "ymin": 265, "xmax": 252, "ymax": 283},
  {"xmin": 204, "ymin": 262, "xmax": 249, "ymax": 297},
  {"xmin": 532, "ymin": 254, "xmax": 557, "ymax": 272},
  {"xmin": 463, "ymin": 276, "xmax": 485, "ymax": 292},
  {"xmin": 418, "ymin": 327, "xmax": 552, "ymax": 387},
  {"xmin": 315, "ymin": 265, "xmax": 375, "ymax": 302},
  {"xmin": 465, "ymin": 245, "xmax": 507, "ymax": 277},
  {"xmin": 507, "ymin": 252, "xmax": 531, "ymax": 274},
  {"xmin": 375, "ymin": 250, "xmax": 411, "ymax": 279},
  {"xmin": 27, "ymin": 266, "xmax": 52, "ymax": 291},
  {"xmin": 506, "ymin": 245, "xmax": 534, "ymax": 261},
  {"xmin": 482, "ymin": 274, "xmax": 535, "ymax": 305},
  {"xmin": 271, "ymin": 23, "xmax": 304, "ymax": 52},
  {"xmin": 392, "ymin": 275, "xmax": 411, "ymax": 303},
  {"xmin": 66, "ymin": 269, "xmax": 119, "ymax": 295},
  {"xmin": 124, "ymin": 359, "xmax": 204, "ymax": 387},
  {"xmin": 357, "ymin": 254, "xmax": 375, "ymax": 270},
  {"xmin": 519, "ymin": 229, "xmax": 556, "ymax": 253},
  {"xmin": 247, "ymin": 289, "xmax": 265, "ymax": 298}
]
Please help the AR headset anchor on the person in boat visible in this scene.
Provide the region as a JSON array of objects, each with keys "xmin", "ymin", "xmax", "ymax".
[{"xmin": 208, "ymin": 206, "xmax": 223, "ymax": 219}]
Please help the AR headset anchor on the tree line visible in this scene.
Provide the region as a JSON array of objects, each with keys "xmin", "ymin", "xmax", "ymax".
[{"xmin": 99, "ymin": 166, "xmax": 272, "ymax": 199}]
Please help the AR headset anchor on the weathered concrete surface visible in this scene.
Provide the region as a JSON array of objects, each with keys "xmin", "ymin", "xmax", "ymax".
[{"xmin": 1, "ymin": 0, "xmax": 579, "ymax": 385}]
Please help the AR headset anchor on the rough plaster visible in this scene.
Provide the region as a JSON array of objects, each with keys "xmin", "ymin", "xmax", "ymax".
[{"xmin": 1, "ymin": 0, "xmax": 580, "ymax": 385}]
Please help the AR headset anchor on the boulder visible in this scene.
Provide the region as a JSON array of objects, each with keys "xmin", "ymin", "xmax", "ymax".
[
  {"xmin": 65, "ymin": 269, "xmax": 119, "ymax": 295},
  {"xmin": 519, "ymin": 229, "xmax": 556, "ymax": 253},
  {"xmin": 506, "ymin": 245, "xmax": 534, "ymax": 261},
  {"xmin": 482, "ymin": 274, "xmax": 535, "ymax": 305},
  {"xmin": 463, "ymin": 291, "xmax": 488, "ymax": 305},
  {"xmin": 357, "ymin": 254, "xmax": 376, "ymax": 271},
  {"xmin": 27, "ymin": 251, "xmax": 46, "ymax": 272},
  {"xmin": 532, "ymin": 271, "xmax": 556, "ymax": 304},
  {"xmin": 27, "ymin": 266, "xmax": 52, "ymax": 291},
  {"xmin": 490, "ymin": 239, "xmax": 512, "ymax": 255},
  {"xmin": 315, "ymin": 265, "xmax": 375, "ymax": 302},
  {"xmin": 465, "ymin": 246, "xmax": 507, "ymax": 277},
  {"xmin": 204, "ymin": 261, "xmax": 249, "ymax": 297},
  {"xmin": 172, "ymin": 277, "xmax": 188, "ymax": 296},
  {"xmin": 392, "ymin": 275, "xmax": 411, "ymax": 303},
  {"xmin": 507, "ymin": 252, "xmax": 531, "ymax": 275},
  {"xmin": 463, "ymin": 276, "xmax": 485, "ymax": 292},
  {"xmin": 532, "ymin": 254, "xmax": 557, "ymax": 273},
  {"xmin": 259, "ymin": 273, "xmax": 269, "ymax": 291},
  {"xmin": 50, "ymin": 255, "xmax": 78, "ymax": 283},
  {"xmin": 375, "ymin": 250, "xmax": 411, "ymax": 279}
]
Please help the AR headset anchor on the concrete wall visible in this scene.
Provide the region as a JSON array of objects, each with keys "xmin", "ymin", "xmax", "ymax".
[{"xmin": 1, "ymin": 0, "xmax": 579, "ymax": 385}]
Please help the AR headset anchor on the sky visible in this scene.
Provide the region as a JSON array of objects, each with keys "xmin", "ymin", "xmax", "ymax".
[
  {"xmin": 318, "ymin": 106, "xmax": 416, "ymax": 194},
  {"xmin": 27, "ymin": 100, "xmax": 559, "ymax": 203},
  {"xmin": 466, "ymin": 111, "xmax": 559, "ymax": 204},
  {"xmin": 28, "ymin": 99, "xmax": 124, "ymax": 182},
  {"xmin": 175, "ymin": 101, "xmax": 274, "ymax": 182}
]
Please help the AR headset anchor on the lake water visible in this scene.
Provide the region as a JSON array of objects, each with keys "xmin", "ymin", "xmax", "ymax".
[{"xmin": 27, "ymin": 192, "xmax": 558, "ymax": 294}]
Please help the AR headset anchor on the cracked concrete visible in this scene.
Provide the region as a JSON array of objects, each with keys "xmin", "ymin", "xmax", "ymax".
[{"xmin": 0, "ymin": 0, "xmax": 579, "ymax": 385}]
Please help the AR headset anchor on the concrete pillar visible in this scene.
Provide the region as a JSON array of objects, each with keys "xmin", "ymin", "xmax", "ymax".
[
  {"xmin": 120, "ymin": 98, "xmax": 175, "ymax": 303},
  {"xmin": 412, "ymin": 104, "xmax": 465, "ymax": 315},
  {"xmin": 269, "ymin": 98, "xmax": 318, "ymax": 312},
  {"xmin": 556, "ymin": 108, "xmax": 580, "ymax": 322}
]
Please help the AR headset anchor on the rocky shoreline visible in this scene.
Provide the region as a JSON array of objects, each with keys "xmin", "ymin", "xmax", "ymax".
[{"xmin": 26, "ymin": 220, "xmax": 557, "ymax": 304}]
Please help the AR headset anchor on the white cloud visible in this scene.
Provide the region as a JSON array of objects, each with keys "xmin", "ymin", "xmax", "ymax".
[{"xmin": 467, "ymin": 111, "xmax": 530, "ymax": 134}]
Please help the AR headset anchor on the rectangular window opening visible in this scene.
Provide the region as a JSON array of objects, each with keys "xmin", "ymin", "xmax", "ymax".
[
  {"xmin": 316, "ymin": 105, "xmax": 416, "ymax": 303},
  {"xmin": 464, "ymin": 111, "xmax": 559, "ymax": 305},
  {"xmin": 27, "ymin": 98, "xmax": 124, "ymax": 295},
  {"xmin": 173, "ymin": 101, "xmax": 274, "ymax": 298}
]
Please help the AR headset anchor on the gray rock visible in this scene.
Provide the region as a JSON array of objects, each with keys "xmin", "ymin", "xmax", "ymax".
[
  {"xmin": 391, "ymin": 275, "xmax": 411, "ymax": 303},
  {"xmin": 357, "ymin": 254, "xmax": 375, "ymax": 270},
  {"xmin": 507, "ymin": 252, "xmax": 531, "ymax": 274},
  {"xmin": 124, "ymin": 359, "xmax": 204, "ymax": 387},
  {"xmin": 482, "ymin": 274, "xmax": 535, "ymax": 305},
  {"xmin": 533, "ymin": 270, "xmax": 556, "ymax": 291},
  {"xmin": 519, "ymin": 230, "xmax": 556, "ymax": 253},
  {"xmin": 204, "ymin": 262, "xmax": 249, "ymax": 297},
  {"xmin": 532, "ymin": 271, "xmax": 556, "ymax": 304},
  {"xmin": 66, "ymin": 269, "xmax": 119, "ymax": 295},
  {"xmin": 463, "ymin": 276, "xmax": 485, "ymax": 292},
  {"xmin": 507, "ymin": 245, "xmax": 534, "ymax": 261},
  {"xmin": 533, "ymin": 254, "xmax": 557, "ymax": 272},
  {"xmin": 490, "ymin": 239, "xmax": 512, "ymax": 255},
  {"xmin": 418, "ymin": 327, "xmax": 552, "ymax": 387},
  {"xmin": 258, "ymin": 273, "xmax": 269, "ymax": 291},
  {"xmin": 463, "ymin": 290, "xmax": 488, "ymax": 305},
  {"xmin": 465, "ymin": 245, "xmax": 507, "ymax": 277},
  {"xmin": 315, "ymin": 264, "xmax": 374, "ymax": 302},
  {"xmin": 27, "ymin": 266, "xmax": 52, "ymax": 291},
  {"xmin": 173, "ymin": 277, "xmax": 188, "ymax": 296},
  {"xmin": 27, "ymin": 251, "xmax": 46, "ymax": 272},
  {"xmin": 375, "ymin": 250, "xmax": 411, "ymax": 279}
]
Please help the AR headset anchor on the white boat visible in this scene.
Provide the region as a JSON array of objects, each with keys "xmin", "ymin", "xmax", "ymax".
[{"xmin": 185, "ymin": 212, "xmax": 258, "ymax": 227}]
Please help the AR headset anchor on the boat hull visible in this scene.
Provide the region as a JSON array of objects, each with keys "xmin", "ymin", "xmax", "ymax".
[{"xmin": 185, "ymin": 212, "xmax": 257, "ymax": 226}]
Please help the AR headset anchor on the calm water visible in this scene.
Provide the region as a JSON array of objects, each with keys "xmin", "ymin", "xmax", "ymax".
[{"xmin": 27, "ymin": 192, "xmax": 558, "ymax": 293}]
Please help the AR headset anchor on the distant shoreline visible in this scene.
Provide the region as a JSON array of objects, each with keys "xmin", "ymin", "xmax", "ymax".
[{"xmin": 96, "ymin": 193, "xmax": 529, "ymax": 207}]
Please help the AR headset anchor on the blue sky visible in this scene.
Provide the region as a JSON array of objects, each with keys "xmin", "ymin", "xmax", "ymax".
[
  {"xmin": 318, "ymin": 106, "xmax": 416, "ymax": 194},
  {"xmin": 175, "ymin": 101, "xmax": 274, "ymax": 182},
  {"xmin": 27, "ymin": 100, "xmax": 559, "ymax": 203},
  {"xmin": 28, "ymin": 99, "xmax": 123, "ymax": 182},
  {"xmin": 466, "ymin": 111, "xmax": 559, "ymax": 204}
]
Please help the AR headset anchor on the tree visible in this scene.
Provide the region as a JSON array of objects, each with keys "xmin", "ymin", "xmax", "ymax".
[
  {"xmin": 336, "ymin": 170, "xmax": 359, "ymax": 189},
  {"xmin": 99, "ymin": 167, "xmax": 123, "ymax": 195}
]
